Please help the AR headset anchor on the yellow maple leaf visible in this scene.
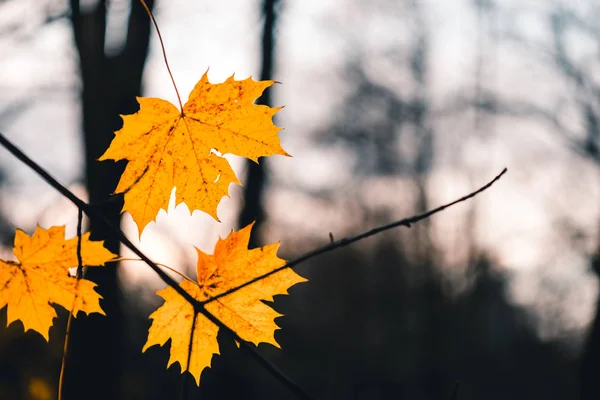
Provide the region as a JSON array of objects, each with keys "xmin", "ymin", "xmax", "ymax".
[
  {"xmin": 100, "ymin": 72, "xmax": 289, "ymax": 236},
  {"xmin": 142, "ymin": 223, "xmax": 306, "ymax": 385},
  {"xmin": 0, "ymin": 226, "xmax": 117, "ymax": 341}
]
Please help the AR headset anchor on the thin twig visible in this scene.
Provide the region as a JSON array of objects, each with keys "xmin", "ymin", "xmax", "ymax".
[
  {"xmin": 57, "ymin": 208, "xmax": 85, "ymax": 400},
  {"xmin": 138, "ymin": 0, "xmax": 183, "ymax": 111},
  {"xmin": 0, "ymin": 130, "xmax": 505, "ymax": 400},
  {"xmin": 114, "ymin": 257, "xmax": 197, "ymax": 284},
  {"xmin": 203, "ymin": 167, "xmax": 508, "ymax": 305},
  {"xmin": 0, "ymin": 131, "xmax": 195, "ymax": 304}
]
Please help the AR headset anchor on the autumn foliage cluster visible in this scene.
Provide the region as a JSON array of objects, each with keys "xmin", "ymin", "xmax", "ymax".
[{"xmin": 0, "ymin": 63, "xmax": 302, "ymax": 386}]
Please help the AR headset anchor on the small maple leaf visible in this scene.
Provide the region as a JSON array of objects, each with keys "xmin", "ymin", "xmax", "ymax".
[
  {"xmin": 143, "ymin": 222, "xmax": 306, "ymax": 385},
  {"xmin": 0, "ymin": 226, "xmax": 117, "ymax": 341},
  {"xmin": 100, "ymin": 72, "xmax": 289, "ymax": 236}
]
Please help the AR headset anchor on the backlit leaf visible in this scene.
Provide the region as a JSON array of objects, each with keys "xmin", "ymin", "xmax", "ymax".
[
  {"xmin": 0, "ymin": 226, "xmax": 117, "ymax": 340},
  {"xmin": 143, "ymin": 222, "xmax": 306, "ymax": 385},
  {"xmin": 100, "ymin": 72, "xmax": 288, "ymax": 236}
]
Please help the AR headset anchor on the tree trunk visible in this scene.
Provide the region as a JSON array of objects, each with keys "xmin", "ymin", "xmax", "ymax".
[
  {"xmin": 238, "ymin": 0, "xmax": 279, "ymax": 248},
  {"xmin": 66, "ymin": 1, "xmax": 154, "ymax": 398}
]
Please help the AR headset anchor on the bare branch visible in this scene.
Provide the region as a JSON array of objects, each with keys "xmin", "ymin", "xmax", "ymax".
[
  {"xmin": 205, "ymin": 167, "xmax": 508, "ymax": 305},
  {"xmin": 0, "ymin": 130, "xmax": 316, "ymax": 400}
]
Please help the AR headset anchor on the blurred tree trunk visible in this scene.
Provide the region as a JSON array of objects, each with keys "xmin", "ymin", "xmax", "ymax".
[
  {"xmin": 66, "ymin": 1, "xmax": 153, "ymax": 398},
  {"xmin": 407, "ymin": 4, "xmax": 446, "ymax": 399},
  {"xmin": 581, "ymin": 244, "xmax": 600, "ymax": 399},
  {"xmin": 238, "ymin": 0, "xmax": 279, "ymax": 247},
  {"xmin": 542, "ymin": 12, "xmax": 600, "ymax": 399}
]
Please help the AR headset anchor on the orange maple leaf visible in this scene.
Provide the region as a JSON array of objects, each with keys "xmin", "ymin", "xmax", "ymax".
[
  {"xmin": 0, "ymin": 226, "xmax": 117, "ymax": 340},
  {"xmin": 100, "ymin": 72, "xmax": 289, "ymax": 236},
  {"xmin": 142, "ymin": 223, "xmax": 306, "ymax": 385}
]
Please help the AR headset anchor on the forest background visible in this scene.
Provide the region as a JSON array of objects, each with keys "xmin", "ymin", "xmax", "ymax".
[{"xmin": 1, "ymin": 0, "xmax": 599, "ymax": 399}]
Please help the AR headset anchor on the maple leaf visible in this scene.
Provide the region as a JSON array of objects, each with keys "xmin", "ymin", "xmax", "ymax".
[
  {"xmin": 0, "ymin": 226, "xmax": 117, "ymax": 341},
  {"xmin": 100, "ymin": 72, "xmax": 289, "ymax": 235},
  {"xmin": 143, "ymin": 222, "xmax": 306, "ymax": 385}
]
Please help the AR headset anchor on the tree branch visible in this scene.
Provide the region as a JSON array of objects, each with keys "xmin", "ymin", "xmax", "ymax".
[
  {"xmin": 0, "ymin": 130, "xmax": 315, "ymax": 399},
  {"xmin": 0, "ymin": 130, "xmax": 506, "ymax": 399},
  {"xmin": 205, "ymin": 167, "xmax": 508, "ymax": 305}
]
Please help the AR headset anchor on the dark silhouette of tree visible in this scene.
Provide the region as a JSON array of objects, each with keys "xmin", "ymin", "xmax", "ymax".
[
  {"xmin": 581, "ymin": 247, "xmax": 600, "ymax": 400},
  {"xmin": 549, "ymin": 8, "xmax": 600, "ymax": 393},
  {"xmin": 0, "ymin": 169, "xmax": 13, "ymax": 246},
  {"xmin": 461, "ymin": 5, "xmax": 600, "ymax": 398},
  {"xmin": 65, "ymin": 1, "xmax": 154, "ymax": 399},
  {"xmin": 238, "ymin": 0, "xmax": 280, "ymax": 247}
]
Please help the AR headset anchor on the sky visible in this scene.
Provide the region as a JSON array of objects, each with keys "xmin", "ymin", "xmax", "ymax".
[{"xmin": 0, "ymin": 0, "xmax": 599, "ymax": 348}]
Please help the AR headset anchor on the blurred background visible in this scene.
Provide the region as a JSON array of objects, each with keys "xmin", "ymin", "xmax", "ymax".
[{"xmin": 0, "ymin": 0, "xmax": 599, "ymax": 399}]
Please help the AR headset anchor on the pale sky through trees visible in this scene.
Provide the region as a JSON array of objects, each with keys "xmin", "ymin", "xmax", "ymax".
[{"xmin": 0, "ymin": 0, "xmax": 598, "ymax": 349}]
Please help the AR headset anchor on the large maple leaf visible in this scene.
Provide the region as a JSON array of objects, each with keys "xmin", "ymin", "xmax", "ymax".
[
  {"xmin": 0, "ymin": 226, "xmax": 117, "ymax": 340},
  {"xmin": 100, "ymin": 72, "xmax": 289, "ymax": 235},
  {"xmin": 143, "ymin": 223, "xmax": 306, "ymax": 385}
]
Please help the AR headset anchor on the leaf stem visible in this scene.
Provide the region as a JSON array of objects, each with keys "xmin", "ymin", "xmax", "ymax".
[
  {"xmin": 138, "ymin": 0, "xmax": 184, "ymax": 112},
  {"xmin": 114, "ymin": 257, "xmax": 197, "ymax": 285}
]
